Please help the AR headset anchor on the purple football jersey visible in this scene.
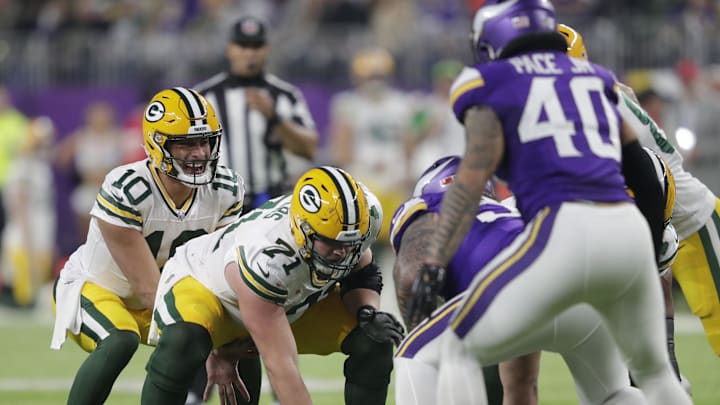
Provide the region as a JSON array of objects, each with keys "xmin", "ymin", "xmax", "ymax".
[
  {"xmin": 390, "ymin": 193, "xmax": 524, "ymax": 299},
  {"xmin": 450, "ymin": 51, "xmax": 632, "ymax": 220}
]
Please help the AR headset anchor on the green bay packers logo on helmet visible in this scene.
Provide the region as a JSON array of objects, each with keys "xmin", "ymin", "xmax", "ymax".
[
  {"xmin": 299, "ymin": 184, "xmax": 322, "ymax": 213},
  {"xmin": 290, "ymin": 166, "xmax": 370, "ymax": 280},
  {"xmin": 145, "ymin": 101, "xmax": 165, "ymax": 122},
  {"xmin": 142, "ymin": 87, "xmax": 222, "ymax": 187}
]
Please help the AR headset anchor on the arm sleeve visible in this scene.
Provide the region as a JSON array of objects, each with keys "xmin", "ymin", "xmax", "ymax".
[{"xmin": 340, "ymin": 261, "xmax": 383, "ymax": 297}]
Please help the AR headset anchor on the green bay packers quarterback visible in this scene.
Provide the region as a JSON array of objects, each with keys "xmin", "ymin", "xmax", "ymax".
[
  {"xmin": 50, "ymin": 87, "xmax": 244, "ymax": 405},
  {"xmin": 141, "ymin": 166, "xmax": 403, "ymax": 405}
]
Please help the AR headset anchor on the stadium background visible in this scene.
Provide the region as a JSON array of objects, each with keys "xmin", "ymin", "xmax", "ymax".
[{"xmin": 1, "ymin": 0, "xmax": 720, "ymax": 403}]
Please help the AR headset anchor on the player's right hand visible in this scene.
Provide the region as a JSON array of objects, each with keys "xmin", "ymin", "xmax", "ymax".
[
  {"xmin": 204, "ymin": 352, "xmax": 250, "ymax": 405},
  {"xmin": 407, "ymin": 263, "xmax": 446, "ymax": 327}
]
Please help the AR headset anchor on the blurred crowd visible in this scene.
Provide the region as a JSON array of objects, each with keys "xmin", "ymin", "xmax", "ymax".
[
  {"xmin": 3, "ymin": 1, "xmax": 720, "ymax": 88},
  {"xmin": 2, "ymin": 0, "xmax": 720, "ymax": 309}
]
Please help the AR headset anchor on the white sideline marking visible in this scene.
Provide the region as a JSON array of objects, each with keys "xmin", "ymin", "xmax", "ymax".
[{"xmin": 0, "ymin": 377, "xmax": 344, "ymax": 392}]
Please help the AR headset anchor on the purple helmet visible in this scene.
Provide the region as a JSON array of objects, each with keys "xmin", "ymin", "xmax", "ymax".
[
  {"xmin": 413, "ymin": 155, "xmax": 496, "ymax": 199},
  {"xmin": 470, "ymin": 0, "xmax": 557, "ymax": 64}
]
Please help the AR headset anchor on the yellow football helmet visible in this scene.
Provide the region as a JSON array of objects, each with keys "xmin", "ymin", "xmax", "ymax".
[
  {"xmin": 351, "ymin": 47, "xmax": 395, "ymax": 80},
  {"xmin": 143, "ymin": 87, "xmax": 222, "ymax": 187},
  {"xmin": 557, "ymin": 23, "xmax": 588, "ymax": 60},
  {"xmin": 290, "ymin": 166, "xmax": 371, "ymax": 280}
]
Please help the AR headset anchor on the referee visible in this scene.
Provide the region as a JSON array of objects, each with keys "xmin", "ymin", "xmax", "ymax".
[{"xmin": 196, "ymin": 15, "xmax": 318, "ymax": 213}]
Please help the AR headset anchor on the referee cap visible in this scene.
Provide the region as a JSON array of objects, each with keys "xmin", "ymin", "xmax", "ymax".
[{"xmin": 231, "ymin": 16, "xmax": 268, "ymax": 46}]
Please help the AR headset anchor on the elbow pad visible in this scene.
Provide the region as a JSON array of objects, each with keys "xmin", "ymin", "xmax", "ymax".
[
  {"xmin": 622, "ymin": 140, "xmax": 664, "ymax": 261},
  {"xmin": 341, "ymin": 261, "xmax": 383, "ymax": 297}
]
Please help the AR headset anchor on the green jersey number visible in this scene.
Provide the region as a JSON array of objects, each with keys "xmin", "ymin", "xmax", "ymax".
[
  {"xmin": 112, "ymin": 169, "xmax": 152, "ymax": 205},
  {"xmin": 146, "ymin": 229, "xmax": 208, "ymax": 264},
  {"xmin": 262, "ymin": 238, "xmax": 302, "ymax": 275}
]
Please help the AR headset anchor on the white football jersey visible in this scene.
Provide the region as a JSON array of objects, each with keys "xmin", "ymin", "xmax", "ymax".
[
  {"xmin": 70, "ymin": 160, "xmax": 244, "ymax": 303},
  {"xmin": 619, "ymin": 92, "xmax": 716, "ymax": 239},
  {"xmin": 331, "ymin": 89, "xmax": 413, "ymax": 188},
  {"xmin": 179, "ymin": 189, "xmax": 382, "ymax": 325}
]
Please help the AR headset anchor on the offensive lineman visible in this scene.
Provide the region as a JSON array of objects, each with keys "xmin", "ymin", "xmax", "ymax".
[
  {"xmin": 51, "ymin": 87, "xmax": 244, "ymax": 405},
  {"xmin": 410, "ymin": 1, "xmax": 691, "ymax": 404},
  {"xmin": 141, "ymin": 166, "xmax": 404, "ymax": 405}
]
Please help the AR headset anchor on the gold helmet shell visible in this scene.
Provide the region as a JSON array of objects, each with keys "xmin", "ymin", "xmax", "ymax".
[{"xmin": 557, "ymin": 23, "xmax": 588, "ymax": 60}]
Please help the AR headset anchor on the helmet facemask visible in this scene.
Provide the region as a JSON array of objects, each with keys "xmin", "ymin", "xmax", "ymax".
[
  {"xmin": 297, "ymin": 221, "xmax": 366, "ymax": 281},
  {"xmin": 153, "ymin": 129, "xmax": 221, "ymax": 187}
]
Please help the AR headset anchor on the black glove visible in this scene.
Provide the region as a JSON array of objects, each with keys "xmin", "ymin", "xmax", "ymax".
[
  {"xmin": 357, "ymin": 305, "xmax": 405, "ymax": 346},
  {"xmin": 407, "ymin": 263, "xmax": 446, "ymax": 327}
]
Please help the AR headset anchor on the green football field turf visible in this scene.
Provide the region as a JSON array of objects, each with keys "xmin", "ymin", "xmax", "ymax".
[{"xmin": 1, "ymin": 304, "xmax": 718, "ymax": 404}]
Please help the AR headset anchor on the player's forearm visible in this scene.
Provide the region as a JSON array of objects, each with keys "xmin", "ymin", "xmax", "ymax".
[
  {"xmin": 125, "ymin": 271, "xmax": 159, "ymax": 309},
  {"xmin": 429, "ymin": 180, "xmax": 483, "ymax": 265},
  {"xmin": 429, "ymin": 106, "xmax": 502, "ymax": 265},
  {"xmin": 276, "ymin": 122, "xmax": 318, "ymax": 160},
  {"xmin": 114, "ymin": 248, "xmax": 159, "ymax": 308},
  {"xmin": 342, "ymin": 288, "xmax": 381, "ymax": 317},
  {"xmin": 265, "ymin": 362, "xmax": 312, "ymax": 405},
  {"xmin": 394, "ymin": 215, "xmax": 437, "ymax": 326}
]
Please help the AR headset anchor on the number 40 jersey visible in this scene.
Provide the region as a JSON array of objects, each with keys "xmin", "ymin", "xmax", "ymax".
[
  {"xmin": 450, "ymin": 52, "xmax": 632, "ymax": 220},
  {"xmin": 73, "ymin": 160, "xmax": 244, "ymax": 303}
]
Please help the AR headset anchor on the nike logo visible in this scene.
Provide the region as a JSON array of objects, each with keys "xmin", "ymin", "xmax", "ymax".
[{"xmin": 257, "ymin": 264, "xmax": 270, "ymax": 278}]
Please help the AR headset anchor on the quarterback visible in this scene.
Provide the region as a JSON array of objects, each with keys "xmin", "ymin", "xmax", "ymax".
[
  {"xmin": 141, "ymin": 166, "xmax": 403, "ymax": 405},
  {"xmin": 50, "ymin": 87, "xmax": 244, "ymax": 405}
]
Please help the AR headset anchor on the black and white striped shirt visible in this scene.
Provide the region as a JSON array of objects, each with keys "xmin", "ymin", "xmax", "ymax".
[{"xmin": 195, "ymin": 72, "xmax": 316, "ymax": 209}]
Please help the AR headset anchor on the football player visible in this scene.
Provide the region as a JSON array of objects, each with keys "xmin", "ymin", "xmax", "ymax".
[
  {"xmin": 410, "ymin": 1, "xmax": 691, "ymax": 404},
  {"xmin": 50, "ymin": 87, "xmax": 245, "ymax": 405},
  {"xmin": 392, "ymin": 156, "xmax": 649, "ymax": 405},
  {"xmin": 141, "ymin": 166, "xmax": 403, "ymax": 405},
  {"xmin": 560, "ymin": 21, "xmax": 720, "ymax": 366}
]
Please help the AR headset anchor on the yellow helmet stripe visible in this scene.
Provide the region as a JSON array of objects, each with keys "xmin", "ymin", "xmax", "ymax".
[{"xmin": 319, "ymin": 166, "xmax": 359, "ymax": 231}]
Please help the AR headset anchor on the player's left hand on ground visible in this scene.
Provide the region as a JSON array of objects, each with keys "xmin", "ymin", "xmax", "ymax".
[
  {"xmin": 357, "ymin": 305, "xmax": 405, "ymax": 345},
  {"xmin": 204, "ymin": 352, "xmax": 251, "ymax": 405},
  {"xmin": 407, "ymin": 263, "xmax": 446, "ymax": 327}
]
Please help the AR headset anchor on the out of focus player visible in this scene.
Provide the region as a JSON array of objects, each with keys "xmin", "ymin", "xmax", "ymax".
[{"xmin": 50, "ymin": 87, "xmax": 244, "ymax": 405}]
